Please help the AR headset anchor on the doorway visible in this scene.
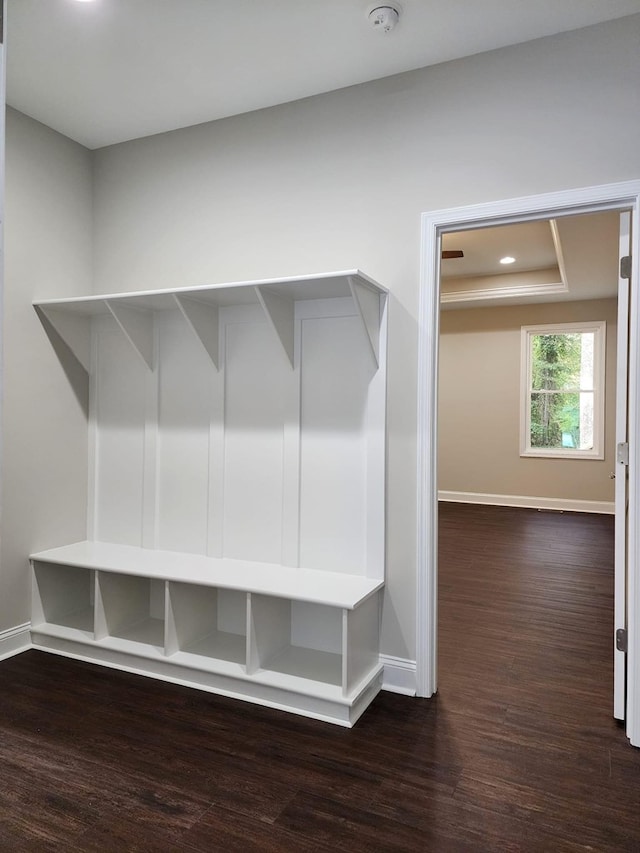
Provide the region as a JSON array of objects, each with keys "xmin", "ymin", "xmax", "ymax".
[
  {"xmin": 416, "ymin": 180, "xmax": 640, "ymax": 746},
  {"xmin": 436, "ymin": 212, "xmax": 619, "ymax": 733}
]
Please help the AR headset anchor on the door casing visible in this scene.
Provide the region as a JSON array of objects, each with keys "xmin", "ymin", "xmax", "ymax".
[{"xmin": 417, "ymin": 180, "xmax": 640, "ymax": 745}]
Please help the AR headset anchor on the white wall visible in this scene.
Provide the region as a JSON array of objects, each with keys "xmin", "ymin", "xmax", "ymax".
[
  {"xmin": 438, "ymin": 299, "xmax": 618, "ymax": 505},
  {"xmin": 89, "ymin": 16, "xmax": 640, "ymax": 661},
  {"xmin": 5, "ymin": 16, "xmax": 640, "ymax": 662},
  {"xmin": 1, "ymin": 108, "xmax": 92, "ymax": 632}
]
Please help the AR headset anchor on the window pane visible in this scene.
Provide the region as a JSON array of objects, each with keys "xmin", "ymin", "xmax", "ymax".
[
  {"xmin": 531, "ymin": 332, "xmax": 594, "ymax": 392},
  {"xmin": 530, "ymin": 391, "xmax": 594, "ymax": 450}
]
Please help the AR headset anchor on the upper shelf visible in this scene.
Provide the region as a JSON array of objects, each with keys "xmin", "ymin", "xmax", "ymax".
[{"xmin": 34, "ymin": 270, "xmax": 388, "ymax": 372}]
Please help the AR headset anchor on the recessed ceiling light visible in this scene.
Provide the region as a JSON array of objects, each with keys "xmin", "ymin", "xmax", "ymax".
[{"xmin": 500, "ymin": 256, "xmax": 516, "ymax": 265}]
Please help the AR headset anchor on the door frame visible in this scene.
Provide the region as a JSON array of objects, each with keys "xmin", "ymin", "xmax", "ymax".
[{"xmin": 416, "ymin": 180, "xmax": 640, "ymax": 745}]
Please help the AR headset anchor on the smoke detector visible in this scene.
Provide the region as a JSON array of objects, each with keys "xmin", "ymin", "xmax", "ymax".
[{"xmin": 368, "ymin": 5, "xmax": 401, "ymax": 34}]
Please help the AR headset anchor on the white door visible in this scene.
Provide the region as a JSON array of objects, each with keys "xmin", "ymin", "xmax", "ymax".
[{"xmin": 614, "ymin": 211, "xmax": 632, "ymax": 720}]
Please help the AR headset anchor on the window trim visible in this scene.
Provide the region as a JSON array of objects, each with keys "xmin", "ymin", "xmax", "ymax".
[{"xmin": 520, "ymin": 320, "xmax": 606, "ymax": 460}]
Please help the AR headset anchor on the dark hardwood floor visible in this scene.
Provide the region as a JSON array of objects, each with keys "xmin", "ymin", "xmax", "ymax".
[{"xmin": 2, "ymin": 504, "xmax": 640, "ymax": 851}]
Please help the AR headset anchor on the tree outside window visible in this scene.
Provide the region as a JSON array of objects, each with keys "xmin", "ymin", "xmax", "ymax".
[{"xmin": 521, "ymin": 322, "xmax": 605, "ymax": 459}]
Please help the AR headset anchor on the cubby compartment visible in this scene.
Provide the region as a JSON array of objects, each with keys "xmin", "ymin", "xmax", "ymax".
[
  {"xmin": 167, "ymin": 583, "xmax": 247, "ymax": 668},
  {"xmin": 32, "ymin": 562, "xmax": 94, "ymax": 638},
  {"xmin": 97, "ymin": 572, "xmax": 165, "ymax": 652},
  {"xmin": 249, "ymin": 595, "xmax": 344, "ymax": 690}
]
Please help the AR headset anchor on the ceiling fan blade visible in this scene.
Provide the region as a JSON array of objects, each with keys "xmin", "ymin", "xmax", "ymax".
[{"xmin": 441, "ymin": 250, "xmax": 464, "ymax": 259}]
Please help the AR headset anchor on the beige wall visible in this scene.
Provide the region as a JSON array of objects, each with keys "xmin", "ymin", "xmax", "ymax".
[
  {"xmin": 3, "ymin": 15, "xmax": 640, "ymax": 660},
  {"xmin": 438, "ymin": 299, "xmax": 618, "ymax": 504},
  {"xmin": 1, "ymin": 109, "xmax": 92, "ymax": 632}
]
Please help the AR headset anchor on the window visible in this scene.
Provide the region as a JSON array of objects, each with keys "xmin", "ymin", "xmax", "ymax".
[{"xmin": 520, "ymin": 321, "xmax": 606, "ymax": 459}]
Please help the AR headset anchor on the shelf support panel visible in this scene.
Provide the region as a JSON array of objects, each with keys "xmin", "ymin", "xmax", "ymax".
[
  {"xmin": 348, "ymin": 277, "xmax": 381, "ymax": 369},
  {"xmin": 173, "ymin": 294, "xmax": 220, "ymax": 369},
  {"xmin": 106, "ymin": 300, "xmax": 154, "ymax": 371},
  {"xmin": 254, "ymin": 286, "xmax": 295, "ymax": 368},
  {"xmin": 35, "ymin": 306, "xmax": 92, "ymax": 374}
]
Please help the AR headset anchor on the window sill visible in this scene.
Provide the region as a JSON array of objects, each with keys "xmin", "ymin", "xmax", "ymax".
[{"xmin": 520, "ymin": 448, "xmax": 604, "ymax": 461}]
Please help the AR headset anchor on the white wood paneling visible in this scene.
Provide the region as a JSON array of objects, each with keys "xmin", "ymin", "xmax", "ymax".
[
  {"xmin": 222, "ymin": 309, "xmax": 287, "ymax": 563},
  {"xmin": 299, "ymin": 311, "xmax": 372, "ymax": 575},
  {"xmin": 156, "ymin": 312, "xmax": 213, "ymax": 554},
  {"xmin": 32, "ymin": 271, "xmax": 387, "ymax": 725},
  {"xmin": 94, "ymin": 324, "xmax": 146, "ymax": 546}
]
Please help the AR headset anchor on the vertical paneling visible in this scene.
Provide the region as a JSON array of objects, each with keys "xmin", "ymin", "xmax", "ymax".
[
  {"xmin": 299, "ymin": 312, "xmax": 372, "ymax": 574},
  {"xmin": 156, "ymin": 312, "xmax": 213, "ymax": 554},
  {"xmin": 94, "ymin": 324, "xmax": 146, "ymax": 546},
  {"xmin": 222, "ymin": 309, "xmax": 287, "ymax": 563}
]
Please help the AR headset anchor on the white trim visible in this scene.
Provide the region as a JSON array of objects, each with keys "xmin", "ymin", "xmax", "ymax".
[
  {"xmin": 380, "ymin": 654, "xmax": 417, "ymax": 696},
  {"xmin": 614, "ymin": 212, "xmax": 631, "ymax": 721},
  {"xmin": 0, "ymin": 623, "xmax": 31, "ymax": 660},
  {"xmin": 438, "ymin": 491, "xmax": 614, "ymax": 515},
  {"xmin": 418, "ymin": 180, "xmax": 640, "ymax": 750},
  {"xmin": 549, "ymin": 220, "xmax": 570, "ymax": 295},
  {"xmin": 441, "ymin": 280, "xmax": 566, "ymax": 306}
]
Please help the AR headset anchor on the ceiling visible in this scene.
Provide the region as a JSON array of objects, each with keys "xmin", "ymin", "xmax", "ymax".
[
  {"xmin": 441, "ymin": 222, "xmax": 559, "ymax": 280},
  {"xmin": 440, "ymin": 212, "xmax": 621, "ymax": 309},
  {"xmin": 7, "ymin": 0, "xmax": 640, "ymax": 149}
]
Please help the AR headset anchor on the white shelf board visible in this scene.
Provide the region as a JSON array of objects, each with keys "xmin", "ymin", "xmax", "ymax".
[
  {"xmin": 33, "ymin": 270, "xmax": 387, "ymax": 314},
  {"xmin": 30, "ymin": 541, "xmax": 383, "ymax": 609}
]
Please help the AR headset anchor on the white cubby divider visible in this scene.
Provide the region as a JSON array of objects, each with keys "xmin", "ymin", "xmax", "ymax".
[{"xmin": 31, "ymin": 271, "xmax": 388, "ymax": 726}]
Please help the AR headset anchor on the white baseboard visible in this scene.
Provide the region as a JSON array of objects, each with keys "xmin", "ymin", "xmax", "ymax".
[
  {"xmin": 0, "ymin": 623, "xmax": 32, "ymax": 661},
  {"xmin": 438, "ymin": 490, "xmax": 614, "ymax": 515},
  {"xmin": 380, "ymin": 654, "xmax": 417, "ymax": 696}
]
